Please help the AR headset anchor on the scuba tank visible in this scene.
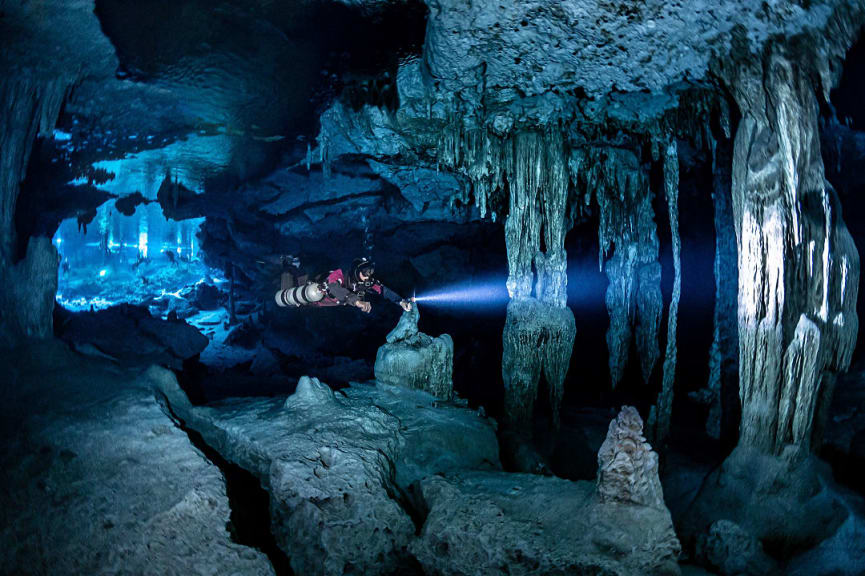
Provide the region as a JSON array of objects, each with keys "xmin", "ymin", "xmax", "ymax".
[{"xmin": 275, "ymin": 281, "xmax": 326, "ymax": 307}]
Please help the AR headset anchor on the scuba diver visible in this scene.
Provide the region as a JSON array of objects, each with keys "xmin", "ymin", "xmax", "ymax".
[{"xmin": 275, "ymin": 256, "xmax": 412, "ymax": 313}]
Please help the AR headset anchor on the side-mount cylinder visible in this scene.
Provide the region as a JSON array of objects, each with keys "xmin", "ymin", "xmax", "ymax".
[{"xmin": 275, "ymin": 282, "xmax": 326, "ymax": 307}]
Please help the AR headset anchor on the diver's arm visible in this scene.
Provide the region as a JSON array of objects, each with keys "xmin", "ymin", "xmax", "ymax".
[
  {"xmin": 376, "ymin": 283, "xmax": 412, "ymax": 311},
  {"xmin": 379, "ymin": 284, "xmax": 403, "ymax": 304}
]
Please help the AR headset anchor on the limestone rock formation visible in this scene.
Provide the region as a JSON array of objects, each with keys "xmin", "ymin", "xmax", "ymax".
[
  {"xmin": 411, "ymin": 407, "xmax": 680, "ymax": 575},
  {"xmin": 374, "ymin": 306, "xmax": 454, "ymax": 399},
  {"xmin": 597, "ymin": 406, "xmax": 666, "ymax": 510},
  {"xmin": 0, "ymin": 77, "xmax": 69, "ymax": 344},
  {"xmin": 586, "ymin": 146, "xmax": 664, "ymax": 389},
  {"xmin": 412, "ymin": 471, "xmax": 681, "ymax": 576},
  {"xmin": 156, "ymin": 371, "xmax": 500, "ymax": 575},
  {"xmin": 652, "ymin": 140, "xmax": 682, "ymax": 444},
  {"xmin": 501, "ymin": 298, "xmax": 576, "ymax": 428},
  {"xmin": 56, "ymin": 304, "xmax": 209, "ymax": 369},
  {"xmin": 0, "ymin": 237, "xmax": 59, "ymax": 342}
]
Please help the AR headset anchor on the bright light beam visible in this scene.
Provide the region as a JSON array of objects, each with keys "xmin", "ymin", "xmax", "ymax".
[{"xmin": 413, "ymin": 278, "xmax": 510, "ymax": 309}]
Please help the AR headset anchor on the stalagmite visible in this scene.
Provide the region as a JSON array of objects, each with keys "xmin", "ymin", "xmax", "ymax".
[
  {"xmin": 650, "ymin": 140, "xmax": 681, "ymax": 444},
  {"xmin": 582, "ymin": 147, "xmax": 662, "ymax": 388},
  {"xmin": 501, "ymin": 299, "xmax": 576, "ymax": 428},
  {"xmin": 375, "ymin": 306, "xmax": 454, "ymax": 400},
  {"xmin": 725, "ymin": 47, "xmax": 859, "ymax": 455}
]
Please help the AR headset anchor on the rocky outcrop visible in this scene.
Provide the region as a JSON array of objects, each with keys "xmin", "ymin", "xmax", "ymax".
[
  {"xmin": 156, "ymin": 371, "xmax": 500, "ymax": 575},
  {"xmin": 0, "ymin": 77, "xmax": 70, "ymax": 344},
  {"xmin": 157, "ymin": 371, "xmax": 684, "ymax": 575},
  {"xmin": 411, "ymin": 407, "xmax": 680, "ymax": 576},
  {"xmin": 0, "ymin": 237, "xmax": 59, "ymax": 342},
  {"xmin": 597, "ymin": 406, "xmax": 665, "ymax": 510},
  {"xmin": 56, "ymin": 304, "xmax": 209, "ymax": 369},
  {"xmin": 412, "ymin": 471, "xmax": 681, "ymax": 576},
  {"xmin": 374, "ymin": 306, "xmax": 454, "ymax": 399},
  {"xmin": 501, "ymin": 298, "xmax": 576, "ymax": 428},
  {"xmin": 683, "ymin": 445, "xmax": 848, "ymax": 557}
]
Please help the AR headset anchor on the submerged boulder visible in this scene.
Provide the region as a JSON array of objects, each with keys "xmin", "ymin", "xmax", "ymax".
[
  {"xmin": 682, "ymin": 445, "xmax": 849, "ymax": 558},
  {"xmin": 694, "ymin": 520, "xmax": 777, "ymax": 576},
  {"xmin": 374, "ymin": 306, "xmax": 453, "ymax": 399}
]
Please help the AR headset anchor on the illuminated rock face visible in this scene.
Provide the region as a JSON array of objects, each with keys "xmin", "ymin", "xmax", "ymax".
[
  {"xmin": 501, "ymin": 298, "xmax": 575, "ymax": 429},
  {"xmin": 436, "ymin": 126, "xmax": 577, "ymax": 427},
  {"xmin": 725, "ymin": 41, "xmax": 860, "ymax": 455}
]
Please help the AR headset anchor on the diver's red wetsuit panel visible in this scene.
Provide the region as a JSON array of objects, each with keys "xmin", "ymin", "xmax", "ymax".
[{"xmin": 308, "ymin": 268, "xmax": 386, "ymax": 307}]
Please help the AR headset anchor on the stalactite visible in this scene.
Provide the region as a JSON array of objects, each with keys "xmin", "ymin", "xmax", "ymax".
[
  {"xmin": 649, "ymin": 139, "xmax": 680, "ymax": 444},
  {"xmin": 725, "ymin": 47, "xmax": 859, "ymax": 456},
  {"xmin": 703, "ymin": 136, "xmax": 739, "ymax": 442},
  {"xmin": 582, "ymin": 147, "xmax": 662, "ymax": 388}
]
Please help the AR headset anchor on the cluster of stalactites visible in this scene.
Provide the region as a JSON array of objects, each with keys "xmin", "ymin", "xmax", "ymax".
[
  {"xmin": 729, "ymin": 46, "xmax": 860, "ymax": 455},
  {"xmin": 577, "ymin": 146, "xmax": 663, "ymax": 388},
  {"xmin": 438, "ymin": 125, "xmax": 570, "ymax": 307}
]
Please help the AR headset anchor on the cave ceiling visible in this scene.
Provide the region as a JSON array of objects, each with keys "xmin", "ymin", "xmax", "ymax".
[{"xmin": 5, "ymin": 0, "xmax": 859, "ymax": 203}]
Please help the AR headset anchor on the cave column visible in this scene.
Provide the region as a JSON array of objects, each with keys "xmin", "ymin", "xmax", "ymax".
[
  {"xmin": 729, "ymin": 49, "xmax": 859, "ymax": 455},
  {"xmin": 500, "ymin": 130, "xmax": 576, "ymax": 431}
]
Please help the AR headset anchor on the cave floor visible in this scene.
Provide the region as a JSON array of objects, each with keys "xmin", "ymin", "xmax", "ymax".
[
  {"xmin": 3, "ymin": 338, "xmax": 865, "ymax": 575},
  {"xmin": 0, "ymin": 340, "xmax": 274, "ymax": 576}
]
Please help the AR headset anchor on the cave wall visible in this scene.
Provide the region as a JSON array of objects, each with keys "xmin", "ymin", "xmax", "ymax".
[{"xmin": 0, "ymin": 77, "xmax": 69, "ymax": 342}]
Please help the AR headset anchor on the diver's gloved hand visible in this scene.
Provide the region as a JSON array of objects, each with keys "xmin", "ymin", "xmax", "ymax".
[
  {"xmin": 399, "ymin": 299, "xmax": 412, "ymax": 312},
  {"xmin": 354, "ymin": 300, "xmax": 372, "ymax": 314}
]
